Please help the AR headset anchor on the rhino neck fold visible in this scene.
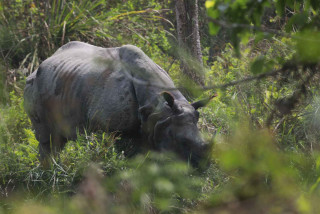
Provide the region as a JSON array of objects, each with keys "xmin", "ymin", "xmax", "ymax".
[{"xmin": 118, "ymin": 45, "xmax": 187, "ymax": 108}]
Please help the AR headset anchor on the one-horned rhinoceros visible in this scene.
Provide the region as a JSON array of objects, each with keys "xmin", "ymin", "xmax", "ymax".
[{"xmin": 24, "ymin": 41, "xmax": 211, "ymax": 166}]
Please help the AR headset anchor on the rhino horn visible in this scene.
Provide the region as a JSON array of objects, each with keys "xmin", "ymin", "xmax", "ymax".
[{"xmin": 191, "ymin": 94, "xmax": 217, "ymax": 110}]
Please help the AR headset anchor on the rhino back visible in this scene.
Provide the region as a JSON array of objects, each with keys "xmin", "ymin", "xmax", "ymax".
[{"xmin": 33, "ymin": 42, "xmax": 140, "ymax": 136}]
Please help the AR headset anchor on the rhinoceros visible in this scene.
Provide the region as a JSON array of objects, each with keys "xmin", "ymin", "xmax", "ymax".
[{"xmin": 24, "ymin": 41, "xmax": 211, "ymax": 166}]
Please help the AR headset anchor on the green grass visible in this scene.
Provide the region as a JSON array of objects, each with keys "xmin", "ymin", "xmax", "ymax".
[{"xmin": 1, "ymin": 67, "xmax": 320, "ymax": 213}]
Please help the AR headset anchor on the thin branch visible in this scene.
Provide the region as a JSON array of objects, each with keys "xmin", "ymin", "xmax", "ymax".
[
  {"xmin": 207, "ymin": 17, "xmax": 289, "ymax": 37},
  {"xmin": 208, "ymin": 17, "xmax": 320, "ymax": 43},
  {"xmin": 203, "ymin": 67, "xmax": 285, "ymax": 90},
  {"xmin": 121, "ymin": 62, "xmax": 296, "ymax": 93}
]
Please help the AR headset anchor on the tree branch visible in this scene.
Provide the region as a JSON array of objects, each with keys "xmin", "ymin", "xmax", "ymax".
[
  {"xmin": 207, "ymin": 17, "xmax": 289, "ymax": 37},
  {"xmin": 202, "ymin": 67, "xmax": 285, "ymax": 90},
  {"xmin": 122, "ymin": 62, "xmax": 299, "ymax": 93}
]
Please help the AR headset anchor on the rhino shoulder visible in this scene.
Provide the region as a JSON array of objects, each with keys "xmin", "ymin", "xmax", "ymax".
[{"xmin": 119, "ymin": 45, "xmax": 147, "ymax": 61}]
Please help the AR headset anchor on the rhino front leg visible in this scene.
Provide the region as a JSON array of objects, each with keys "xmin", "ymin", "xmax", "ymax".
[
  {"xmin": 33, "ymin": 121, "xmax": 67, "ymax": 164},
  {"xmin": 38, "ymin": 133, "xmax": 67, "ymax": 167},
  {"xmin": 33, "ymin": 122, "xmax": 52, "ymax": 167},
  {"xmin": 51, "ymin": 134, "xmax": 67, "ymax": 156},
  {"xmin": 39, "ymin": 139, "xmax": 51, "ymax": 167}
]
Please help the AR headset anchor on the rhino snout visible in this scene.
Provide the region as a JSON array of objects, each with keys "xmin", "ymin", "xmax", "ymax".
[
  {"xmin": 177, "ymin": 134, "xmax": 211, "ymax": 168},
  {"xmin": 190, "ymin": 141, "xmax": 211, "ymax": 169}
]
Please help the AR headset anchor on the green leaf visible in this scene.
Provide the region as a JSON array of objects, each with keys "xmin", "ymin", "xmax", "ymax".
[
  {"xmin": 209, "ymin": 22, "xmax": 220, "ymax": 35},
  {"xmin": 297, "ymin": 195, "xmax": 312, "ymax": 213},
  {"xmin": 240, "ymin": 31, "xmax": 251, "ymax": 46},
  {"xmin": 275, "ymin": 0, "xmax": 286, "ymax": 16},
  {"xmin": 285, "ymin": 12, "xmax": 309, "ymax": 32},
  {"xmin": 207, "ymin": 8, "xmax": 220, "ymax": 19},
  {"xmin": 295, "ymin": 30, "xmax": 320, "ymax": 63},
  {"xmin": 254, "ymin": 32, "xmax": 265, "ymax": 44},
  {"xmin": 205, "ymin": 0, "xmax": 216, "ymax": 8},
  {"xmin": 155, "ymin": 178, "xmax": 174, "ymax": 193},
  {"xmin": 251, "ymin": 56, "xmax": 266, "ymax": 74}
]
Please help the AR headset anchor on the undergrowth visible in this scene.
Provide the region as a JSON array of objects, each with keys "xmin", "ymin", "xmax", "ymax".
[
  {"xmin": 2, "ymin": 41, "xmax": 320, "ymax": 213},
  {"xmin": 2, "ymin": 1, "xmax": 320, "ymax": 213}
]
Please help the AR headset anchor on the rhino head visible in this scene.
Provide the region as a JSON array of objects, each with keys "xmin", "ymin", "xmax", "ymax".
[{"xmin": 140, "ymin": 92, "xmax": 212, "ymax": 168}]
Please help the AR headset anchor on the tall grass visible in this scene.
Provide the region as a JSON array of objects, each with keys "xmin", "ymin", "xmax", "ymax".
[{"xmin": 0, "ymin": 0, "xmax": 110, "ymax": 72}]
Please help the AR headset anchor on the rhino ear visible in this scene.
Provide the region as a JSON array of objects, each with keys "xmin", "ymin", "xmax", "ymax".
[
  {"xmin": 191, "ymin": 94, "xmax": 216, "ymax": 110},
  {"xmin": 162, "ymin": 91, "xmax": 175, "ymax": 108}
]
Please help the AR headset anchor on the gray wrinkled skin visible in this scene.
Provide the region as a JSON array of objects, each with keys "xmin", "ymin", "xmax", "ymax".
[{"xmin": 24, "ymin": 41, "xmax": 209, "ymax": 166}]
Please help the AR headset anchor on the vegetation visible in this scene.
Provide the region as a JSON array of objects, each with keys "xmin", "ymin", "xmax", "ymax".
[{"xmin": 1, "ymin": 0, "xmax": 320, "ymax": 213}]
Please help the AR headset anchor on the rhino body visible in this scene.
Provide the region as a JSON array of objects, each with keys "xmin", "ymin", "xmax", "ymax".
[{"xmin": 24, "ymin": 41, "xmax": 209, "ymax": 165}]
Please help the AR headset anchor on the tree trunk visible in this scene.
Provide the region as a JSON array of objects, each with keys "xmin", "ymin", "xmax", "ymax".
[{"xmin": 175, "ymin": 0, "xmax": 204, "ymax": 86}]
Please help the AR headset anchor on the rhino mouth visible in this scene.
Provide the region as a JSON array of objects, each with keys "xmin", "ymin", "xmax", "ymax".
[{"xmin": 175, "ymin": 139, "xmax": 210, "ymax": 169}]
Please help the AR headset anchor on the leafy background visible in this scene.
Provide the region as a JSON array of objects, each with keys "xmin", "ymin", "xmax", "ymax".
[{"xmin": 1, "ymin": 0, "xmax": 320, "ymax": 213}]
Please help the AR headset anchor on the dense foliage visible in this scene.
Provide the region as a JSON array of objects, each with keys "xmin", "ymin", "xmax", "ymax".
[{"xmin": 1, "ymin": 0, "xmax": 320, "ymax": 213}]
